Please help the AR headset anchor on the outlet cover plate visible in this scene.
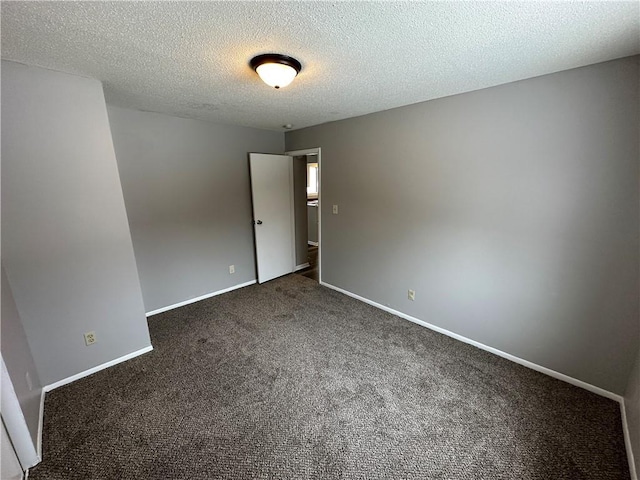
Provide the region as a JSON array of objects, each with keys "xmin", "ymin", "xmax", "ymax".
[{"xmin": 84, "ymin": 331, "xmax": 97, "ymax": 346}]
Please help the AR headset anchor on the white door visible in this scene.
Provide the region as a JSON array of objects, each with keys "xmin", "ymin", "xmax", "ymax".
[{"xmin": 249, "ymin": 153, "xmax": 295, "ymax": 283}]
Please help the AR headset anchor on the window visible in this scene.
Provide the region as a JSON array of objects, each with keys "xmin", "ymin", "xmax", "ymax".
[{"xmin": 307, "ymin": 162, "xmax": 318, "ymax": 199}]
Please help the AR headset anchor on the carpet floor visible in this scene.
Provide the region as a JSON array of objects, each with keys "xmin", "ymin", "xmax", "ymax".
[{"xmin": 30, "ymin": 274, "xmax": 630, "ymax": 479}]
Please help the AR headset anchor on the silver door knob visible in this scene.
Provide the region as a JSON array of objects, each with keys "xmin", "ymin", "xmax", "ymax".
[{"xmin": 256, "ymin": 220, "xmax": 263, "ymax": 225}]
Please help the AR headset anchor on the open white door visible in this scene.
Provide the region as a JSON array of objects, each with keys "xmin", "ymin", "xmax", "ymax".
[{"xmin": 249, "ymin": 153, "xmax": 295, "ymax": 283}]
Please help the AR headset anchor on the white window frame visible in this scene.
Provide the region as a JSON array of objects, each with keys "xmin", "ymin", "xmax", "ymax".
[{"xmin": 306, "ymin": 162, "xmax": 318, "ymax": 199}]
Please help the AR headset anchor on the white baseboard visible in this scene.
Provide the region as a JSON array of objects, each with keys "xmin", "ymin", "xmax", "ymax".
[
  {"xmin": 43, "ymin": 346, "xmax": 153, "ymax": 393},
  {"xmin": 36, "ymin": 389, "xmax": 45, "ymax": 459},
  {"xmin": 320, "ymin": 281, "xmax": 639, "ymax": 473},
  {"xmin": 621, "ymin": 399, "xmax": 639, "ymax": 480},
  {"xmin": 145, "ymin": 280, "xmax": 257, "ymax": 317},
  {"xmin": 319, "ymin": 281, "xmax": 622, "ymax": 402},
  {"xmin": 294, "ymin": 263, "xmax": 310, "ymax": 272},
  {"xmin": 38, "ymin": 345, "xmax": 154, "ymax": 458},
  {"xmin": 307, "ymin": 241, "xmax": 319, "ymax": 246}
]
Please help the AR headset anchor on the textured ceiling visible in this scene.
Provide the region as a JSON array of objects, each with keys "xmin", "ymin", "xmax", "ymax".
[{"xmin": 2, "ymin": 1, "xmax": 639, "ymax": 131}]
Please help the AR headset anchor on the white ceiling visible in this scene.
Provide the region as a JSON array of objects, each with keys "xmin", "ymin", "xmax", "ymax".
[{"xmin": 2, "ymin": 1, "xmax": 638, "ymax": 131}]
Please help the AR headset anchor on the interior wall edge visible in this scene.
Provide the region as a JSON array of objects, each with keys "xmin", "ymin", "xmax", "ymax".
[
  {"xmin": 320, "ymin": 280, "xmax": 624, "ymax": 401},
  {"xmin": 42, "ymin": 346, "xmax": 153, "ymax": 393},
  {"xmin": 145, "ymin": 280, "xmax": 257, "ymax": 317},
  {"xmin": 321, "ymin": 278, "xmax": 638, "ymax": 471},
  {"xmin": 621, "ymin": 399, "xmax": 639, "ymax": 480}
]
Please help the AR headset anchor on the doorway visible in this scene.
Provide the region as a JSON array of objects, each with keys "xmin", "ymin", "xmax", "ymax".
[{"xmin": 287, "ymin": 148, "xmax": 321, "ymax": 283}]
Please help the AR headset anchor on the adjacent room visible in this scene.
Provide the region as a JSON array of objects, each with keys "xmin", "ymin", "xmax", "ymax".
[{"xmin": 1, "ymin": 2, "xmax": 639, "ymax": 480}]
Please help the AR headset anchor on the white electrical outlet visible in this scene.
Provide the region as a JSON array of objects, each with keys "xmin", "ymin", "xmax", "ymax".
[
  {"xmin": 332, "ymin": 204, "xmax": 339, "ymax": 214},
  {"xmin": 84, "ymin": 331, "xmax": 97, "ymax": 346},
  {"xmin": 408, "ymin": 289, "xmax": 416, "ymax": 301},
  {"xmin": 229, "ymin": 265, "xmax": 235, "ymax": 274}
]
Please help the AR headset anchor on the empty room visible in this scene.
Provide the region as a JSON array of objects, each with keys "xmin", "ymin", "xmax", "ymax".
[{"xmin": 1, "ymin": 2, "xmax": 639, "ymax": 479}]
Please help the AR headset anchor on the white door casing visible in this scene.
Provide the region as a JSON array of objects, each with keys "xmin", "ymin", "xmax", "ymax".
[
  {"xmin": 249, "ymin": 153, "xmax": 295, "ymax": 283},
  {"xmin": 286, "ymin": 147, "xmax": 321, "ymax": 283},
  {"xmin": 0, "ymin": 356, "xmax": 39, "ymax": 471},
  {"xmin": 1, "ymin": 420, "xmax": 24, "ymax": 480}
]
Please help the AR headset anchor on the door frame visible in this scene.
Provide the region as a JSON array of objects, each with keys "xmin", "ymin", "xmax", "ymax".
[
  {"xmin": 1, "ymin": 355, "xmax": 40, "ymax": 471},
  {"xmin": 285, "ymin": 147, "xmax": 321, "ymax": 284}
]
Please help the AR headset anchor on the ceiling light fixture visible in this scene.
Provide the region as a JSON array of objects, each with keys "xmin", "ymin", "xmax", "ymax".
[{"xmin": 250, "ymin": 54, "xmax": 302, "ymax": 89}]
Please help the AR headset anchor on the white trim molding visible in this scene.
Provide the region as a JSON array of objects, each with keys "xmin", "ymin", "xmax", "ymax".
[
  {"xmin": 37, "ymin": 345, "xmax": 154, "ymax": 462},
  {"xmin": 319, "ymin": 280, "xmax": 622, "ymax": 402},
  {"xmin": 621, "ymin": 399, "xmax": 639, "ymax": 480},
  {"xmin": 43, "ymin": 346, "xmax": 153, "ymax": 392},
  {"xmin": 1, "ymin": 355, "xmax": 40, "ymax": 469},
  {"xmin": 145, "ymin": 280, "xmax": 257, "ymax": 317},
  {"xmin": 285, "ymin": 147, "xmax": 322, "ymax": 284},
  {"xmin": 37, "ymin": 389, "xmax": 45, "ymax": 459},
  {"xmin": 285, "ymin": 148, "xmax": 320, "ymax": 157},
  {"xmin": 294, "ymin": 263, "xmax": 310, "ymax": 272},
  {"xmin": 320, "ymin": 280, "xmax": 638, "ymax": 468}
]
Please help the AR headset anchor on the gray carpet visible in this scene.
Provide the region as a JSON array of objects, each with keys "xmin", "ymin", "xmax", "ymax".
[{"xmin": 31, "ymin": 274, "xmax": 630, "ymax": 479}]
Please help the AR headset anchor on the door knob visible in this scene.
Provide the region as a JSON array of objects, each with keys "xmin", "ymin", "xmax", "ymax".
[{"xmin": 256, "ymin": 220, "xmax": 263, "ymax": 225}]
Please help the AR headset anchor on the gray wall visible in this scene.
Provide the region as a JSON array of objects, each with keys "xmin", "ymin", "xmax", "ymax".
[
  {"xmin": 107, "ymin": 106, "xmax": 284, "ymax": 313},
  {"xmin": 294, "ymin": 156, "xmax": 309, "ymax": 267},
  {"xmin": 308, "ymin": 206, "xmax": 318, "ymax": 244},
  {"xmin": 1, "ymin": 266, "xmax": 42, "ymax": 447},
  {"xmin": 1, "ymin": 61, "xmax": 152, "ymax": 386},
  {"xmin": 286, "ymin": 56, "xmax": 639, "ymax": 394},
  {"xmin": 626, "ymin": 349, "xmax": 640, "ymax": 476}
]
